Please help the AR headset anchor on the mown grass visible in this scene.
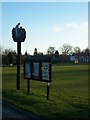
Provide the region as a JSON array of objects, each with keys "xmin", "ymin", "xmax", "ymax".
[{"xmin": 2, "ymin": 64, "xmax": 89, "ymax": 120}]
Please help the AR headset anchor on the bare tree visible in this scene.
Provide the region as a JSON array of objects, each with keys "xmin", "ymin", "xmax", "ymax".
[
  {"xmin": 82, "ymin": 48, "xmax": 90, "ymax": 54},
  {"xmin": 0, "ymin": 45, "xmax": 4, "ymax": 55},
  {"xmin": 1, "ymin": 48, "xmax": 13, "ymax": 55},
  {"xmin": 74, "ymin": 46, "xmax": 81, "ymax": 53},
  {"xmin": 60, "ymin": 44, "xmax": 73, "ymax": 55},
  {"xmin": 47, "ymin": 47, "xmax": 55, "ymax": 55}
]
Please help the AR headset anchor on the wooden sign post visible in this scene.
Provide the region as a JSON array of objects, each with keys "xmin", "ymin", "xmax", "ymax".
[
  {"xmin": 12, "ymin": 23, "xmax": 26, "ymax": 90},
  {"xmin": 17, "ymin": 42, "xmax": 21, "ymax": 90}
]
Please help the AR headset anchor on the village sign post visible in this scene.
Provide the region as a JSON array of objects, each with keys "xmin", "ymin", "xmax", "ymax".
[{"xmin": 12, "ymin": 23, "xmax": 26, "ymax": 90}]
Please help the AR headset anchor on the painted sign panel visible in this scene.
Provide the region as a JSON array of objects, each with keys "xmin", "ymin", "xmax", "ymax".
[{"xmin": 42, "ymin": 62, "xmax": 49, "ymax": 80}]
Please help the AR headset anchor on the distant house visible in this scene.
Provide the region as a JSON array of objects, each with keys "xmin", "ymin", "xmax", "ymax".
[
  {"xmin": 22, "ymin": 52, "xmax": 90, "ymax": 64},
  {"xmin": 70, "ymin": 55, "xmax": 76, "ymax": 62},
  {"xmin": 70, "ymin": 52, "xmax": 90, "ymax": 63}
]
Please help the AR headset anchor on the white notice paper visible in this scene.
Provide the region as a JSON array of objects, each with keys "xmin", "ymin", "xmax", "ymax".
[{"xmin": 42, "ymin": 62, "xmax": 49, "ymax": 80}]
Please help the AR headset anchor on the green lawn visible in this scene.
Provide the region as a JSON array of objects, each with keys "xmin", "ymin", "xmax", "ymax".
[{"xmin": 2, "ymin": 64, "xmax": 89, "ymax": 119}]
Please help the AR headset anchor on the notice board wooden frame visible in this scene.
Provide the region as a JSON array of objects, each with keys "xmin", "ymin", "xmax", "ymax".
[{"xmin": 24, "ymin": 57, "xmax": 52, "ymax": 82}]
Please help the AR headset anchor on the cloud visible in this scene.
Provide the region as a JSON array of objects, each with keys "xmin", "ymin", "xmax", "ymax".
[
  {"xmin": 65, "ymin": 22, "xmax": 78, "ymax": 29},
  {"xmin": 79, "ymin": 22, "xmax": 88, "ymax": 32},
  {"xmin": 65, "ymin": 22, "xmax": 88, "ymax": 32},
  {"xmin": 52, "ymin": 22, "xmax": 88, "ymax": 33},
  {"xmin": 53, "ymin": 26, "xmax": 62, "ymax": 32}
]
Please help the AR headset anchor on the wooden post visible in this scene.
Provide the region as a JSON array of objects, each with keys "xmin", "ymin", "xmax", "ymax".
[
  {"xmin": 47, "ymin": 83, "xmax": 50, "ymax": 100},
  {"xmin": 27, "ymin": 79, "xmax": 30, "ymax": 95},
  {"xmin": 17, "ymin": 42, "xmax": 21, "ymax": 90}
]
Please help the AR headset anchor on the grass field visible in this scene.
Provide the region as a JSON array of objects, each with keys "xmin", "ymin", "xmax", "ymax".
[{"xmin": 2, "ymin": 64, "xmax": 89, "ymax": 119}]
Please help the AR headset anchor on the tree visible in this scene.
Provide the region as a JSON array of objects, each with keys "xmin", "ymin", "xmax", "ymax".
[
  {"xmin": 47, "ymin": 47, "xmax": 55, "ymax": 55},
  {"xmin": 8, "ymin": 52, "xmax": 14, "ymax": 64},
  {"xmin": 55, "ymin": 50, "xmax": 59, "ymax": 57},
  {"xmin": 2, "ymin": 55, "xmax": 9, "ymax": 66},
  {"xmin": 0, "ymin": 45, "xmax": 4, "ymax": 55},
  {"xmin": 0, "ymin": 45, "xmax": 3, "ymax": 66},
  {"xmin": 74, "ymin": 46, "xmax": 81, "ymax": 53},
  {"xmin": 60, "ymin": 44, "xmax": 73, "ymax": 55},
  {"xmin": 34, "ymin": 48, "xmax": 37, "ymax": 55},
  {"xmin": 2, "ymin": 50, "xmax": 16, "ymax": 66},
  {"xmin": 3, "ymin": 48, "xmax": 13, "ymax": 55},
  {"xmin": 83, "ymin": 48, "xmax": 90, "ymax": 54}
]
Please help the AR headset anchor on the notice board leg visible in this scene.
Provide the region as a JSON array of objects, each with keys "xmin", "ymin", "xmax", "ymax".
[
  {"xmin": 47, "ymin": 83, "xmax": 50, "ymax": 100},
  {"xmin": 27, "ymin": 79, "xmax": 30, "ymax": 95}
]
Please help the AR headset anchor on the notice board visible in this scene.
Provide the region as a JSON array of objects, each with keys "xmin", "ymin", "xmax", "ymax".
[{"xmin": 24, "ymin": 57, "xmax": 52, "ymax": 82}]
